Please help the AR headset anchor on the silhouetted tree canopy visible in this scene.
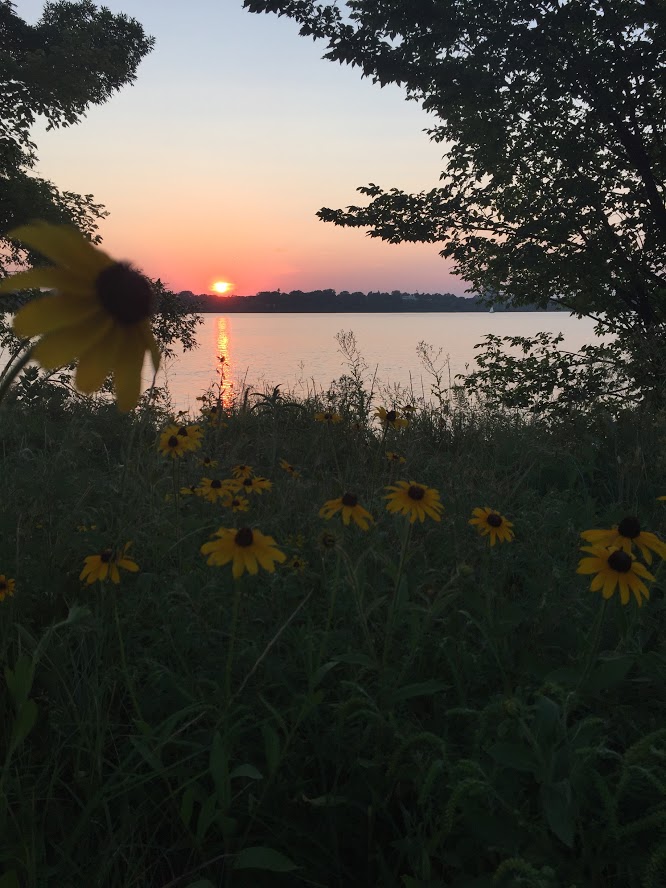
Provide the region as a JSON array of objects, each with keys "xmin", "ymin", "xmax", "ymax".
[
  {"xmin": 243, "ymin": 0, "xmax": 666, "ymax": 348},
  {"xmin": 1, "ymin": 0, "xmax": 154, "ymax": 271}
]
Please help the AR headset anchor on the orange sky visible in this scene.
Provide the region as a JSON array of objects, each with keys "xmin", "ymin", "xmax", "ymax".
[{"xmin": 22, "ymin": 0, "xmax": 466, "ymax": 298}]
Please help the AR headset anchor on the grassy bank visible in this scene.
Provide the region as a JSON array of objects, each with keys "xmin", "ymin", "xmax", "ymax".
[{"xmin": 1, "ymin": 380, "xmax": 665, "ymax": 888}]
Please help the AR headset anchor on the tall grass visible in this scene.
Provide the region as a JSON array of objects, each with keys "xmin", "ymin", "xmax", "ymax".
[{"xmin": 0, "ymin": 363, "xmax": 665, "ymax": 888}]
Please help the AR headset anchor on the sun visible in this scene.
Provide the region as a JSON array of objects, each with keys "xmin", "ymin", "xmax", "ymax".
[{"xmin": 211, "ymin": 280, "xmax": 233, "ymax": 295}]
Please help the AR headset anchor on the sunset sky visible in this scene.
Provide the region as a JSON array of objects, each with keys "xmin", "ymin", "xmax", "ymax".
[{"xmin": 19, "ymin": 0, "xmax": 467, "ymax": 298}]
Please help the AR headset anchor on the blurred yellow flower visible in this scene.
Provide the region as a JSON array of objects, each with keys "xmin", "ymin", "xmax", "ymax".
[
  {"xmin": 0, "ymin": 222, "xmax": 160, "ymax": 410},
  {"xmin": 158, "ymin": 426, "xmax": 190, "ymax": 458},
  {"xmin": 80, "ymin": 542, "xmax": 139, "ymax": 585},
  {"xmin": 199, "ymin": 455, "xmax": 218, "ymax": 469},
  {"xmin": 577, "ymin": 545, "xmax": 654, "ymax": 607},
  {"xmin": 385, "ymin": 481, "xmax": 442, "ymax": 523},
  {"xmin": 469, "ymin": 507, "xmax": 515, "ymax": 545},
  {"xmin": 0, "ymin": 575, "xmax": 15, "ymax": 602},
  {"xmin": 315, "ymin": 410, "xmax": 342, "ymax": 424},
  {"xmin": 385, "ymin": 451, "xmax": 406, "ymax": 464},
  {"xmin": 232, "ymin": 464, "xmax": 254, "ymax": 479},
  {"xmin": 230, "ymin": 476, "xmax": 272, "ymax": 495},
  {"xmin": 376, "ymin": 406, "xmax": 409, "ymax": 430},
  {"xmin": 196, "ymin": 477, "xmax": 233, "ymax": 503},
  {"xmin": 319, "ymin": 493, "xmax": 373, "ymax": 530},
  {"xmin": 201, "ymin": 527, "xmax": 286, "ymax": 578},
  {"xmin": 581, "ymin": 517, "xmax": 666, "ymax": 565},
  {"xmin": 287, "ymin": 554, "xmax": 308, "ymax": 573},
  {"xmin": 227, "ymin": 494, "xmax": 250, "ymax": 512},
  {"xmin": 175, "ymin": 424, "xmax": 203, "ymax": 451},
  {"xmin": 279, "ymin": 458, "xmax": 300, "ymax": 478}
]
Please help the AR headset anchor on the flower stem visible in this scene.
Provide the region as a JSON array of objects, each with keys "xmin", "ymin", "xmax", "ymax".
[
  {"xmin": 113, "ymin": 595, "xmax": 142, "ymax": 722},
  {"xmin": 383, "ymin": 521, "xmax": 412, "ymax": 665},
  {"xmin": 225, "ymin": 583, "xmax": 242, "ymax": 704}
]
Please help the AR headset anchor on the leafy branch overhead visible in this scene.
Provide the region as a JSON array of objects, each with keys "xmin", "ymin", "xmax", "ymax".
[
  {"xmin": 0, "ymin": 0, "xmax": 154, "ymax": 268},
  {"xmin": 243, "ymin": 1, "xmax": 666, "ymax": 335}
]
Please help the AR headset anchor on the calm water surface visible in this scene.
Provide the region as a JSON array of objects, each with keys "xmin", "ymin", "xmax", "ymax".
[{"xmin": 157, "ymin": 312, "xmax": 602, "ymax": 411}]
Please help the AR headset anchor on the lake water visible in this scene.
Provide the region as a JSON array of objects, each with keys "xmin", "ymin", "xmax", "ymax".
[{"xmin": 158, "ymin": 311, "xmax": 602, "ymax": 412}]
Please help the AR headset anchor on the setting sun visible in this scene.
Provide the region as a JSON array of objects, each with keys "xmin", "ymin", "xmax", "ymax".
[{"xmin": 212, "ymin": 280, "xmax": 233, "ymax": 295}]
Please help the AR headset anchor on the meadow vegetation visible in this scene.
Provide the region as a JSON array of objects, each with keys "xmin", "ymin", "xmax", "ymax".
[{"xmin": 1, "ymin": 346, "xmax": 665, "ymax": 888}]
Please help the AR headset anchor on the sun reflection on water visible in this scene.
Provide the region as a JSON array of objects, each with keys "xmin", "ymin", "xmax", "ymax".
[{"xmin": 215, "ymin": 316, "xmax": 235, "ymax": 409}]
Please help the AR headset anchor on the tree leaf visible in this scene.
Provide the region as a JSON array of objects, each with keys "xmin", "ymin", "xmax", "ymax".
[{"xmin": 233, "ymin": 846, "xmax": 298, "ymax": 872}]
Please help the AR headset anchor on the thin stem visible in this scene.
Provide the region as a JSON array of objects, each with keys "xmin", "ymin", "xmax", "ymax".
[
  {"xmin": 0, "ymin": 345, "xmax": 34, "ymax": 407},
  {"xmin": 383, "ymin": 520, "xmax": 412, "ymax": 665},
  {"xmin": 113, "ymin": 595, "xmax": 142, "ymax": 722},
  {"xmin": 225, "ymin": 583, "xmax": 242, "ymax": 704}
]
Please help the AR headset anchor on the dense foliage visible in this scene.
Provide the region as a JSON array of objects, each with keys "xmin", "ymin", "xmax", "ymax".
[
  {"xmin": 0, "ymin": 360, "xmax": 665, "ymax": 887},
  {"xmin": 243, "ymin": 0, "xmax": 666, "ymax": 397}
]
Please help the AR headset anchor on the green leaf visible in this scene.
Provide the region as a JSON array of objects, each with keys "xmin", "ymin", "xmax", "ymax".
[
  {"xmin": 5, "ymin": 654, "xmax": 35, "ymax": 709},
  {"xmin": 10, "ymin": 699, "xmax": 37, "ymax": 749},
  {"xmin": 209, "ymin": 731, "xmax": 230, "ymax": 810},
  {"xmin": 540, "ymin": 780, "xmax": 575, "ymax": 847},
  {"xmin": 261, "ymin": 723, "xmax": 281, "ymax": 777},
  {"xmin": 585, "ymin": 655, "xmax": 634, "ymax": 694},
  {"xmin": 233, "ymin": 846, "xmax": 298, "ymax": 872},
  {"xmin": 487, "ymin": 741, "xmax": 539, "ymax": 773},
  {"xmin": 229, "ymin": 763, "xmax": 263, "ymax": 781},
  {"xmin": 391, "ymin": 680, "xmax": 448, "ymax": 703},
  {"xmin": 0, "ymin": 871, "xmax": 21, "ymax": 888}
]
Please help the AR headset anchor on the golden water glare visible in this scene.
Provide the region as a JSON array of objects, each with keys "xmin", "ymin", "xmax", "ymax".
[{"xmin": 215, "ymin": 316, "xmax": 234, "ymax": 409}]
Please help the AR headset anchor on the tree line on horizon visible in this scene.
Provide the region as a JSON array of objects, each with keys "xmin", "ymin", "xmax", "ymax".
[{"xmin": 179, "ymin": 288, "xmax": 563, "ymax": 313}]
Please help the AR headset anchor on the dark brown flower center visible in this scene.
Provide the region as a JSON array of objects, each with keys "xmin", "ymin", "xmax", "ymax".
[
  {"xmin": 211, "ymin": 479, "xmax": 222, "ymax": 489},
  {"xmin": 617, "ymin": 516, "xmax": 640, "ymax": 539},
  {"xmin": 324, "ymin": 412, "xmax": 332, "ymax": 421},
  {"xmin": 177, "ymin": 426, "xmax": 188, "ymax": 436},
  {"xmin": 235, "ymin": 527, "xmax": 253, "ymax": 547},
  {"xmin": 342, "ymin": 492, "xmax": 358, "ymax": 507},
  {"xmin": 407, "ymin": 485, "xmax": 425, "ymax": 501},
  {"xmin": 96, "ymin": 262, "xmax": 154, "ymax": 325},
  {"xmin": 0, "ymin": 580, "xmax": 6, "ymax": 592},
  {"xmin": 320, "ymin": 531, "xmax": 336, "ymax": 549},
  {"xmin": 168, "ymin": 435, "xmax": 179, "ymax": 448},
  {"xmin": 608, "ymin": 550, "xmax": 632, "ymax": 573},
  {"xmin": 386, "ymin": 410, "xmax": 397, "ymax": 423},
  {"xmin": 100, "ymin": 549, "xmax": 113, "ymax": 563},
  {"xmin": 243, "ymin": 478, "xmax": 252, "ymax": 487},
  {"xmin": 487, "ymin": 513, "xmax": 502, "ymax": 527}
]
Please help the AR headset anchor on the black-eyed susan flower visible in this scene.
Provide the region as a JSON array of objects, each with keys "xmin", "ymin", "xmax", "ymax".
[
  {"xmin": 202, "ymin": 404, "xmax": 226, "ymax": 427},
  {"xmin": 0, "ymin": 222, "xmax": 160, "ymax": 411},
  {"xmin": 196, "ymin": 477, "xmax": 233, "ymax": 503},
  {"xmin": 279, "ymin": 458, "xmax": 300, "ymax": 478},
  {"xmin": 227, "ymin": 494, "xmax": 250, "ymax": 512},
  {"xmin": 286, "ymin": 554, "xmax": 308, "ymax": 573},
  {"xmin": 199, "ymin": 455, "xmax": 218, "ymax": 469},
  {"xmin": 318, "ymin": 530, "xmax": 337, "ymax": 550},
  {"xmin": 158, "ymin": 426, "xmax": 190, "ymax": 458},
  {"xmin": 319, "ymin": 493, "xmax": 373, "ymax": 530},
  {"xmin": 80, "ymin": 542, "xmax": 139, "ymax": 585},
  {"xmin": 230, "ymin": 476, "xmax": 272, "ymax": 495},
  {"xmin": 375, "ymin": 406, "xmax": 409, "ymax": 430},
  {"xmin": 469, "ymin": 507, "xmax": 515, "ymax": 545},
  {"xmin": 0, "ymin": 575, "xmax": 15, "ymax": 601},
  {"xmin": 179, "ymin": 484, "xmax": 197, "ymax": 496},
  {"xmin": 176, "ymin": 424, "xmax": 203, "ymax": 451},
  {"xmin": 201, "ymin": 527, "xmax": 286, "ymax": 578},
  {"xmin": 580, "ymin": 517, "xmax": 666, "ymax": 565},
  {"xmin": 577, "ymin": 545, "xmax": 654, "ymax": 607},
  {"xmin": 400, "ymin": 404, "xmax": 418, "ymax": 417},
  {"xmin": 385, "ymin": 451, "xmax": 406, "ymax": 464},
  {"xmin": 315, "ymin": 410, "xmax": 342, "ymax": 424},
  {"xmin": 385, "ymin": 481, "xmax": 443, "ymax": 523},
  {"xmin": 232, "ymin": 464, "xmax": 254, "ymax": 479},
  {"xmin": 285, "ymin": 533, "xmax": 305, "ymax": 550}
]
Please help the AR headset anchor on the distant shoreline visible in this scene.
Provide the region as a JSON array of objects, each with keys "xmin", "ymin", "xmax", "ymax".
[{"xmin": 177, "ymin": 289, "xmax": 563, "ymax": 314}]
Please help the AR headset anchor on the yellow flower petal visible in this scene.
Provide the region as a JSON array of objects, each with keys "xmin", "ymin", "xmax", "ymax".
[
  {"xmin": 13, "ymin": 292, "xmax": 102, "ymax": 338},
  {"xmin": 75, "ymin": 327, "xmax": 122, "ymax": 393},
  {"xmin": 114, "ymin": 327, "xmax": 146, "ymax": 411},
  {"xmin": 32, "ymin": 316, "xmax": 114, "ymax": 369},
  {"xmin": 0, "ymin": 266, "xmax": 91, "ymax": 295},
  {"xmin": 8, "ymin": 223, "xmax": 112, "ymax": 274}
]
